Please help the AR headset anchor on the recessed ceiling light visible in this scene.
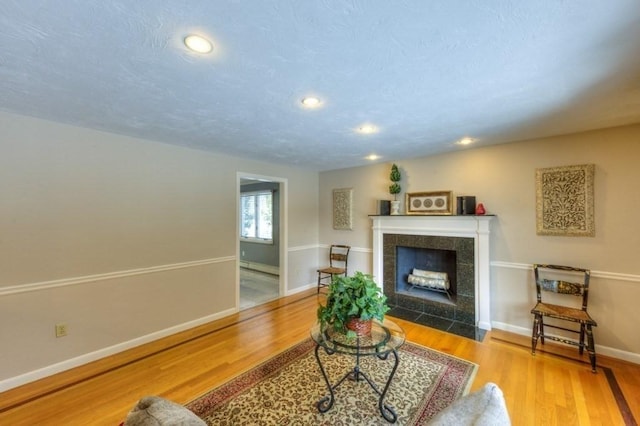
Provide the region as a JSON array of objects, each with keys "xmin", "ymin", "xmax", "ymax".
[
  {"xmin": 358, "ymin": 124, "xmax": 378, "ymax": 134},
  {"xmin": 301, "ymin": 97, "xmax": 321, "ymax": 107},
  {"xmin": 184, "ymin": 35, "xmax": 213, "ymax": 54},
  {"xmin": 366, "ymin": 154, "xmax": 381, "ymax": 161},
  {"xmin": 457, "ymin": 137, "xmax": 475, "ymax": 145}
]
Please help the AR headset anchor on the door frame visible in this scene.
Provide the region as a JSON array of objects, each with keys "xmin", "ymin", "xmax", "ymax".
[{"xmin": 236, "ymin": 172, "xmax": 287, "ymax": 309}]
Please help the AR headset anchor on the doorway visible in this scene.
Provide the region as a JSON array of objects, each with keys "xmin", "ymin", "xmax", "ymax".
[{"xmin": 237, "ymin": 173, "xmax": 287, "ymax": 310}]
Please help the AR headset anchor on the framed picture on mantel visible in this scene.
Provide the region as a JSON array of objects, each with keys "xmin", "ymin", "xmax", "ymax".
[{"xmin": 406, "ymin": 191, "xmax": 453, "ymax": 215}]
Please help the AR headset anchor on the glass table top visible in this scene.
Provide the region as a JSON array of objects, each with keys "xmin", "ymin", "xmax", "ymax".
[{"xmin": 310, "ymin": 318, "xmax": 405, "ymax": 356}]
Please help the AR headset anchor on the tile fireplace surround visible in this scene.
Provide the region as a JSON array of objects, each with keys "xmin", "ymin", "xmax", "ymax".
[{"xmin": 371, "ymin": 215, "xmax": 493, "ymax": 339}]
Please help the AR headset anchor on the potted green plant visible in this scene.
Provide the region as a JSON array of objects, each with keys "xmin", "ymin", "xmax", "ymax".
[
  {"xmin": 389, "ymin": 164, "xmax": 402, "ymax": 215},
  {"xmin": 317, "ymin": 272, "xmax": 390, "ymax": 337}
]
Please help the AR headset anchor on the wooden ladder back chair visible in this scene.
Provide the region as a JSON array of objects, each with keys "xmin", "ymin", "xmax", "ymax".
[
  {"xmin": 317, "ymin": 245, "xmax": 350, "ymax": 293},
  {"xmin": 530, "ymin": 264, "xmax": 598, "ymax": 372}
]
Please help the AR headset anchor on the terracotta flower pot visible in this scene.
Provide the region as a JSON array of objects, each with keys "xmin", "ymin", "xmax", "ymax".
[{"xmin": 346, "ymin": 318, "xmax": 373, "ymax": 336}]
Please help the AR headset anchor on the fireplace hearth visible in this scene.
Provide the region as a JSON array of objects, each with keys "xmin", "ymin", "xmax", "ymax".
[{"xmin": 371, "ymin": 215, "xmax": 493, "ymax": 341}]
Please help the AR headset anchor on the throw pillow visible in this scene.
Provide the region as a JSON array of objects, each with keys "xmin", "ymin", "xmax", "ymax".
[
  {"xmin": 428, "ymin": 382, "xmax": 511, "ymax": 425},
  {"xmin": 124, "ymin": 395, "xmax": 206, "ymax": 426}
]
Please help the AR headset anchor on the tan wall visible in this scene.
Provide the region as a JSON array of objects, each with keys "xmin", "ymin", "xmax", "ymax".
[
  {"xmin": 3, "ymin": 108, "xmax": 637, "ymax": 387},
  {"xmin": 0, "ymin": 111, "xmax": 319, "ymax": 387},
  {"xmin": 319, "ymin": 124, "xmax": 640, "ymax": 362}
]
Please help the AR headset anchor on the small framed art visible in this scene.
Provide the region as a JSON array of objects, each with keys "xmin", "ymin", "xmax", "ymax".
[{"xmin": 406, "ymin": 191, "xmax": 453, "ymax": 215}]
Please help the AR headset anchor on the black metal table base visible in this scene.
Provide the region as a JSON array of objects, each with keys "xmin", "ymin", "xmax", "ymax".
[{"xmin": 314, "ymin": 344, "xmax": 400, "ymax": 423}]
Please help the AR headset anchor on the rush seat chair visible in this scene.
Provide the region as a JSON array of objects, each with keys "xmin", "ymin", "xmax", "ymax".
[
  {"xmin": 317, "ymin": 245, "xmax": 350, "ymax": 293},
  {"xmin": 531, "ymin": 264, "xmax": 597, "ymax": 372}
]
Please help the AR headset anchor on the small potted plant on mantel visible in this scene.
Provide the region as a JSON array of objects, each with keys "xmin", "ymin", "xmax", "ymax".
[
  {"xmin": 317, "ymin": 272, "xmax": 390, "ymax": 338},
  {"xmin": 389, "ymin": 164, "xmax": 402, "ymax": 215}
]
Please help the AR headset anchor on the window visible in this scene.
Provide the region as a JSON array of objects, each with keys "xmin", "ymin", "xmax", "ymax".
[{"xmin": 240, "ymin": 190, "xmax": 273, "ymax": 243}]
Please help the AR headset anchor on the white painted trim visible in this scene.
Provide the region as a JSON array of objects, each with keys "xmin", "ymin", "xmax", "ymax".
[
  {"xmin": 317, "ymin": 244, "xmax": 371, "ymax": 253},
  {"xmin": 0, "ymin": 308, "xmax": 237, "ymax": 392},
  {"xmin": 0, "ymin": 257, "xmax": 234, "ymax": 297},
  {"xmin": 239, "ymin": 261, "xmax": 279, "ymax": 276},
  {"xmin": 491, "ymin": 321, "xmax": 640, "ymax": 365},
  {"xmin": 352, "ymin": 247, "xmax": 373, "ymax": 253},
  {"xmin": 592, "ymin": 270, "xmax": 640, "ymax": 282},
  {"xmin": 284, "ymin": 282, "xmax": 317, "ymax": 296},
  {"xmin": 288, "ymin": 244, "xmax": 318, "ymax": 252},
  {"xmin": 490, "ymin": 261, "xmax": 531, "ymax": 270},
  {"xmin": 491, "ymin": 261, "xmax": 640, "ymax": 283}
]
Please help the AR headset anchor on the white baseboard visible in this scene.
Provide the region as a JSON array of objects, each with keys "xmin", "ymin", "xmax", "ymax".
[
  {"xmin": 285, "ymin": 282, "xmax": 317, "ymax": 296},
  {"xmin": 478, "ymin": 320, "xmax": 492, "ymax": 331},
  {"xmin": 0, "ymin": 308, "xmax": 237, "ymax": 392},
  {"xmin": 239, "ymin": 261, "xmax": 279, "ymax": 275},
  {"xmin": 491, "ymin": 321, "xmax": 640, "ymax": 365}
]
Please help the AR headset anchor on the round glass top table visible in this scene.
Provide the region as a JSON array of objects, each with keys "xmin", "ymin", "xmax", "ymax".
[{"xmin": 310, "ymin": 318, "xmax": 406, "ymax": 423}]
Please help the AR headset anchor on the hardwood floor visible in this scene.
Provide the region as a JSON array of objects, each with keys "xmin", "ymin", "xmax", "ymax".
[{"xmin": 1, "ymin": 289, "xmax": 638, "ymax": 425}]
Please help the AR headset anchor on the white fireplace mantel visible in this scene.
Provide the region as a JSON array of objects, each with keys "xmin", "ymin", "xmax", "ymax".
[{"xmin": 371, "ymin": 215, "xmax": 494, "ymax": 330}]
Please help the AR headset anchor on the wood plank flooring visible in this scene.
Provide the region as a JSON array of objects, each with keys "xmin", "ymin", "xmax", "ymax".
[{"xmin": 0, "ymin": 289, "xmax": 638, "ymax": 425}]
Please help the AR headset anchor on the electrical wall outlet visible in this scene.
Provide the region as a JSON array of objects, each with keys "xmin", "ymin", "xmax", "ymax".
[{"xmin": 55, "ymin": 323, "xmax": 68, "ymax": 338}]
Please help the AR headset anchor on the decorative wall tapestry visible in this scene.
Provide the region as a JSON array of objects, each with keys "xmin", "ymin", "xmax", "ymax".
[
  {"xmin": 332, "ymin": 188, "xmax": 353, "ymax": 230},
  {"xmin": 535, "ymin": 164, "xmax": 595, "ymax": 237}
]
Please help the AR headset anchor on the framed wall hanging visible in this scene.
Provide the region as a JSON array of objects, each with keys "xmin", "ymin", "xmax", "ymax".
[
  {"xmin": 406, "ymin": 191, "xmax": 453, "ymax": 215},
  {"xmin": 332, "ymin": 188, "xmax": 353, "ymax": 230},
  {"xmin": 536, "ymin": 164, "xmax": 595, "ymax": 237}
]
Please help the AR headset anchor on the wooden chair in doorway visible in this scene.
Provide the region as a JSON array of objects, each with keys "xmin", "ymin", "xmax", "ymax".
[
  {"xmin": 531, "ymin": 264, "xmax": 598, "ymax": 372},
  {"xmin": 317, "ymin": 245, "xmax": 350, "ymax": 293}
]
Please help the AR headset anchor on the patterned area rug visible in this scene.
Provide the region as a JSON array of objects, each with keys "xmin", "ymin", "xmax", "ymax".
[{"xmin": 187, "ymin": 339, "xmax": 477, "ymax": 425}]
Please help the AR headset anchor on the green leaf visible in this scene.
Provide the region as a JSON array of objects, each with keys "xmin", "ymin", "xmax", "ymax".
[{"xmin": 316, "ymin": 271, "xmax": 389, "ymax": 335}]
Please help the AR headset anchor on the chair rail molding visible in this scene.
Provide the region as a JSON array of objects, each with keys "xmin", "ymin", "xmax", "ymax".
[
  {"xmin": 0, "ymin": 257, "xmax": 234, "ymax": 296},
  {"xmin": 491, "ymin": 261, "xmax": 640, "ymax": 284}
]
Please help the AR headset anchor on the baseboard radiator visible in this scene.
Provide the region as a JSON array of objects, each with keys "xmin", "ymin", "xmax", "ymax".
[{"xmin": 239, "ymin": 261, "xmax": 279, "ymax": 276}]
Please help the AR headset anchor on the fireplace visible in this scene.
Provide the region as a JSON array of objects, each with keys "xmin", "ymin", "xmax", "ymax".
[
  {"xmin": 395, "ymin": 245, "xmax": 459, "ymax": 302},
  {"xmin": 384, "ymin": 232, "xmax": 476, "ymax": 326},
  {"xmin": 371, "ymin": 215, "xmax": 493, "ymax": 339}
]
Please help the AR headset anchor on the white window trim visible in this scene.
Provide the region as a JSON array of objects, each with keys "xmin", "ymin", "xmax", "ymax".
[{"xmin": 240, "ymin": 190, "xmax": 274, "ymax": 244}]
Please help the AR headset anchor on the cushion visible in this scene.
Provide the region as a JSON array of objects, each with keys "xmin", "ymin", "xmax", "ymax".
[
  {"xmin": 124, "ymin": 396, "xmax": 206, "ymax": 426},
  {"xmin": 428, "ymin": 382, "xmax": 511, "ymax": 425}
]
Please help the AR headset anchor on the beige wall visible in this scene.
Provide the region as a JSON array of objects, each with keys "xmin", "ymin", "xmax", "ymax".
[
  {"xmin": 2, "ymin": 109, "xmax": 638, "ymax": 388},
  {"xmin": 0, "ymin": 112, "xmax": 320, "ymax": 388},
  {"xmin": 319, "ymin": 124, "xmax": 640, "ymax": 363}
]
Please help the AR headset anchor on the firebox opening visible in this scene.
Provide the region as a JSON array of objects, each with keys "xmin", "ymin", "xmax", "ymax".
[{"xmin": 395, "ymin": 246, "xmax": 457, "ymax": 305}]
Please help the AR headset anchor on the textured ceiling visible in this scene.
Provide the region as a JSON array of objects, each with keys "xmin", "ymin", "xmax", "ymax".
[{"xmin": 1, "ymin": 1, "xmax": 640, "ymax": 171}]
